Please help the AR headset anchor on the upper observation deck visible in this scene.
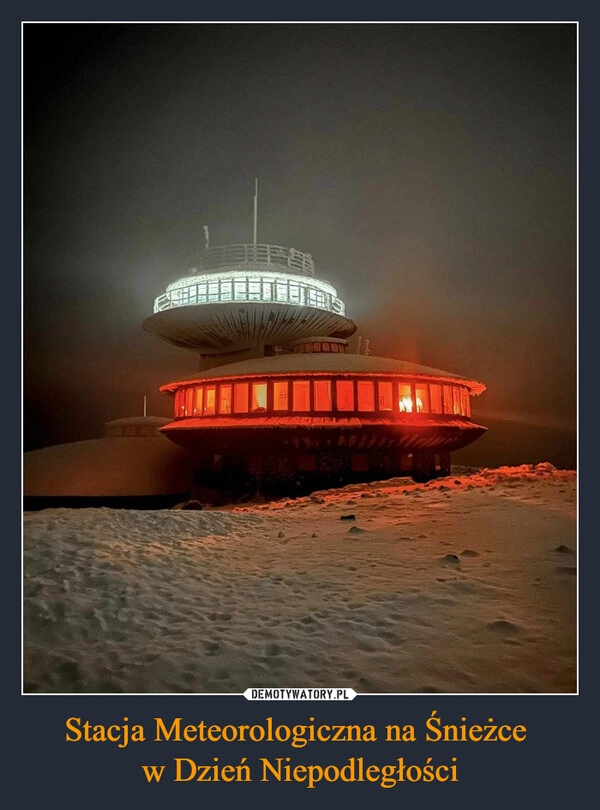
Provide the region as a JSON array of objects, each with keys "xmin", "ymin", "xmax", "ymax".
[{"xmin": 144, "ymin": 243, "xmax": 356, "ymax": 353}]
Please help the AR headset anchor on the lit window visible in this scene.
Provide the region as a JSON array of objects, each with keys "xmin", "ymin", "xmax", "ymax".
[
  {"xmin": 184, "ymin": 388, "xmax": 194, "ymax": 416},
  {"xmin": 219, "ymin": 385, "xmax": 232, "ymax": 414},
  {"xmin": 262, "ymin": 281, "xmax": 272, "ymax": 300},
  {"xmin": 378, "ymin": 381, "xmax": 393, "ymax": 411},
  {"xmin": 175, "ymin": 390, "xmax": 185, "ymax": 417},
  {"xmin": 248, "ymin": 281, "xmax": 261, "ymax": 301},
  {"xmin": 220, "ymin": 281, "xmax": 232, "ymax": 301},
  {"xmin": 398, "ymin": 383, "xmax": 413, "ymax": 413},
  {"xmin": 415, "ymin": 385, "xmax": 429, "ymax": 413},
  {"xmin": 313, "ymin": 342, "xmax": 321, "ymax": 353},
  {"xmin": 442, "ymin": 385, "xmax": 453, "ymax": 415},
  {"xmin": 234, "ymin": 280, "xmax": 247, "ymax": 300},
  {"xmin": 314, "ymin": 379, "xmax": 332, "ymax": 411},
  {"xmin": 276, "ymin": 282, "xmax": 288, "ymax": 302},
  {"xmin": 293, "ymin": 380, "xmax": 311, "ymax": 411},
  {"xmin": 461, "ymin": 388, "xmax": 471, "ymax": 417},
  {"xmin": 193, "ymin": 387, "xmax": 204, "ymax": 415},
  {"xmin": 208, "ymin": 282, "xmax": 219, "ymax": 301},
  {"xmin": 234, "ymin": 382, "xmax": 249, "ymax": 413},
  {"xmin": 430, "ymin": 384, "xmax": 442, "ymax": 414},
  {"xmin": 204, "ymin": 386, "xmax": 216, "ymax": 415},
  {"xmin": 452, "ymin": 387, "xmax": 461, "ymax": 415},
  {"xmin": 251, "ymin": 382, "xmax": 268, "ymax": 412},
  {"xmin": 357, "ymin": 380, "xmax": 375, "ymax": 411},
  {"xmin": 336, "ymin": 380, "xmax": 354, "ymax": 411},
  {"xmin": 273, "ymin": 381, "xmax": 289, "ymax": 411}
]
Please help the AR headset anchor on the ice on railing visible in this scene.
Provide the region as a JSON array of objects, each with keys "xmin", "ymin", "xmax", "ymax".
[
  {"xmin": 153, "ymin": 273, "xmax": 346, "ymax": 315},
  {"xmin": 188, "ymin": 244, "xmax": 316, "ymax": 276}
]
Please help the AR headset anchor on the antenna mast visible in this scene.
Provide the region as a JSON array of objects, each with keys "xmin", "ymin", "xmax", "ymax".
[{"xmin": 253, "ymin": 176, "xmax": 258, "ymax": 246}]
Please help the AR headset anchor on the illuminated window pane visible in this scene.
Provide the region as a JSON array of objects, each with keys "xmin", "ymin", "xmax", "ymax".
[
  {"xmin": 234, "ymin": 382, "xmax": 249, "ymax": 413},
  {"xmin": 314, "ymin": 379, "xmax": 332, "ymax": 411},
  {"xmin": 461, "ymin": 388, "xmax": 471, "ymax": 417},
  {"xmin": 415, "ymin": 385, "xmax": 429, "ymax": 413},
  {"xmin": 430, "ymin": 384, "xmax": 442, "ymax": 414},
  {"xmin": 313, "ymin": 342, "xmax": 321, "ymax": 353},
  {"xmin": 234, "ymin": 280, "xmax": 246, "ymax": 300},
  {"xmin": 331, "ymin": 343, "xmax": 339, "ymax": 353},
  {"xmin": 193, "ymin": 387, "xmax": 204, "ymax": 415},
  {"xmin": 248, "ymin": 281, "xmax": 261, "ymax": 301},
  {"xmin": 378, "ymin": 381, "xmax": 393, "ymax": 411},
  {"xmin": 273, "ymin": 381, "xmax": 289, "ymax": 411},
  {"xmin": 336, "ymin": 380, "xmax": 354, "ymax": 411},
  {"xmin": 357, "ymin": 380, "xmax": 375, "ymax": 411},
  {"xmin": 398, "ymin": 383, "xmax": 413, "ymax": 413},
  {"xmin": 184, "ymin": 388, "xmax": 194, "ymax": 416},
  {"xmin": 276, "ymin": 282, "xmax": 287, "ymax": 301},
  {"xmin": 220, "ymin": 280, "xmax": 232, "ymax": 301},
  {"xmin": 251, "ymin": 382, "xmax": 268, "ymax": 412},
  {"xmin": 175, "ymin": 390, "xmax": 185, "ymax": 417},
  {"xmin": 208, "ymin": 282, "xmax": 219, "ymax": 301},
  {"xmin": 321, "ymin": 342, "xmax": 330, "ymax": 352},
  {"xmin": 293, "ymin": 380, "xmax": 311, "ymax": 411},
  {"xmin": 203, "ymin": 386, "xmax": 216, "ymax": 415},
  {"xmin": 452, "ymin": 387, "xmax": 461, "ymax": 415},
  {"xmin": 442, "ymin": 385, "xmax": 453, "ymax": 414},
  {"xmin": 262, "ymin": 281, "xmax": 272, "ymax": 300},
  {"xmin": 219, "ymin": 385, "xmax": 232, "ymax": 414}
]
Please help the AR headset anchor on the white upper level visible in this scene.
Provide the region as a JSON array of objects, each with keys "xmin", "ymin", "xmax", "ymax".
[{"xmin": 152, "ymin": 243, "xmax": 347, "ymax": 316}]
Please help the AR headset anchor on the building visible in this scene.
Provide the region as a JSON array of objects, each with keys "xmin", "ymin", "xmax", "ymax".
[
  {"xmin": 144, "ymin": 237, "xmax": 487, "ymax": 498},
  {"xmin": 23, "ymin": 416, "xmax": 195, "ymax": 509}
]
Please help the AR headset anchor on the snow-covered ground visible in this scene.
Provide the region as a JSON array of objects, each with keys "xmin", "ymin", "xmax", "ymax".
[{"xmin": 23, "ymin": 463, "xmax": 577, "ymax": 694}]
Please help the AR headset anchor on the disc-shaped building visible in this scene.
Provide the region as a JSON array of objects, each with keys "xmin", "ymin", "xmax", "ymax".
[{"xmin": 144, "ymin": 241, "xmax": 486, "ymax": 494}]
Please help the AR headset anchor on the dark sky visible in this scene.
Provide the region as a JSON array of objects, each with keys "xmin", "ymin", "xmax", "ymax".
[{"xmin": 23, "ymin": 22, "xmax": 577, "ymax": 468}]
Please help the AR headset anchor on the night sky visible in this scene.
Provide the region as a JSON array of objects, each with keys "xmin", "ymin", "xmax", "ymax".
[{"xmin": 23, "ymin": 22, "xmax": 577, "ymax": 469}]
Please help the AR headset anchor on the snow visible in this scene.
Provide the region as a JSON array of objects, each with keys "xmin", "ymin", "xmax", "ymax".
[{"xmin": 22, "ymin": 463, "xmax": 577, "ymax": 694}]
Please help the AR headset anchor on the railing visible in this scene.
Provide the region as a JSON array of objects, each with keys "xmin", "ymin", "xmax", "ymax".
[
  {"xmin": 187, "ymin": 244, "xmax": 315, "ymax": 276},
  {"xmin": 153, "ymin": 273, "xmax": 346, "ymax": 315}
]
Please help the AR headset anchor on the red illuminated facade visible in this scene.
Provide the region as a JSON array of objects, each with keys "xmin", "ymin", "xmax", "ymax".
[{"xmin": 144, "ymin": 242, "xmax": 486, "ymax": 494}]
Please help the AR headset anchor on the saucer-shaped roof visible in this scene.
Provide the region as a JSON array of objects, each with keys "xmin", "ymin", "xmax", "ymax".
[
  {"xmin": 144, "ymin": 302, "xmax": 356, "ymax": 353},
  {"xmin": 160, "ymin": 352, "xmax": 486, "ymax": 395}
]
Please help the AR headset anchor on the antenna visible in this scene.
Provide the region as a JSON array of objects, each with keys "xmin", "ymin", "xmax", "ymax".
[
  {"xmin": 253, "ymin": 176, "xmax": 258, "ymax": 246},
  {"xmin": 203, "ymin": 225, "xmax": 210, "ymax": 249}
]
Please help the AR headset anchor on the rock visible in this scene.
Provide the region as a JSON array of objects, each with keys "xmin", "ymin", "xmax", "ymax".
[{"xmin": 180, "ymin": 499, "xmax": 204, "ymax": 510}]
